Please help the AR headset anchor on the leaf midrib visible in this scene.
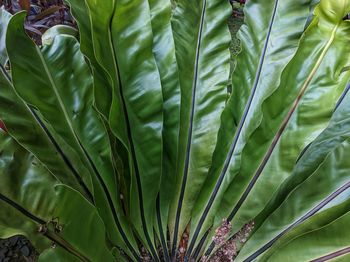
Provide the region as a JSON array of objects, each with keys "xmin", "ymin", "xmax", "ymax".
[
  {"xmin": 1, "ymin": 63, "xmax": 94, "ymax": 203},
  {"xmin": 105, "ymin": 2, "xmax": 159, "ymax": 259},
  {"xmin": 82, "ymin": 3, "xmax": 141, "ymax": 258},
  {"xmin": 36, "ymin": 46, "xmax": 78, "ymax": 147},
  {"xmin": 310, "ymin": 246, "xmax": 350, "ymax": 262},
  {"xmin": 186, "ymin": 0, "xmax": 280, "ymax": 256},
  {"xmin": 35, "ymin": 41, "xmax": 139, "ymax": 260},
  {"xmin": 0, "ymin": 193, "xmax": 90, "ymax": 262},
  {"xmin": 244, "ymin": 180, "xmax": 350, "ymax": 261},
  {"xmin": 172, "ymin": 0, "xmax": 207, "ymax": 255},
  {"xmin": 204, "ymin": 16, "xmax": 341, "ymax": 259},
  {"xmin": 227, "ymin": 21, "xmax": 340, "ymax": 222}
]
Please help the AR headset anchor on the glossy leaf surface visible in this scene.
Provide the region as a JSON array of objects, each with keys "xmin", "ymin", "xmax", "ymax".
[
  {"xmin": 187, "ymin": 0, "xmax": 350, "ymax": 257},
  {"xmin": 0, "ymin": 131, "xmax": 115, "ymax": 261},
  {"xmin": 5, "ymin": 13, "xmax": 138, "ymax": 258},
  {"xmin": 1, "ymin": 0, "xmax": 350, "ymax": 260},
  {"xmin": 109, "ymin": 0, "xmax": 164, "ymax": 255},
  {"xmin": 147, "ymin": 0, "xmax": 181, "ymax": 250},
  {"xmin": 168, "ymin": 0, "xmax": 231, "ymax": 250},
  {"xmin": 0, "ymin": 131, "xmax": 56, "ymax": 251},
  {"xmin": 236, "ymin": 73, "xmax": 350, "ymax": 261},
  {"xmin": 187, "ymin": 0, "xmax": 316, "ymax": 248}
]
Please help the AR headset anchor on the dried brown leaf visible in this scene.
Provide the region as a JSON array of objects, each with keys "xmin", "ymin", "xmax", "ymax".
[{"xmin": 19, "ymin": 0, "xmax": 31, "ymax": 12}]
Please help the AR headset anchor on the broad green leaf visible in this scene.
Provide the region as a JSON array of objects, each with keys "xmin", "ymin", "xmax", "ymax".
[
  {"xmin": 232, "ymin": 85, "xmax": 350, "ymax": 257},
  {"xmin": 167, "ymin": 0, "xmax": 231, "ymax": 251},
  {"xmin": 71, "ymin": 1, "xmax": 164, "ymax": 256},
  {"xmin": 0, "ymin": 69, "xmax": 93, "ymax": 196},
  {"xmin": 78, "ymin": 1, "xmax": 134, "ymax": 204},
  {"xmin": 236, "ymin": 140, "xmax": 350, "ymax": 261},
  {"xmin": 66, "ymin": 0, "xmax": 132, "ymax": 219},
  {"xmin": 147, "ymin": 0, "xmax": 181, "ymax": 253},
  {"xmin": 63, "ymin": 0, "xmax": 93, "ymax": 62},
  {"xmin": 62, "ymin": 0, "xmax": 165, "ymax": 257},
  {"xmin": 109, "ymin": 0, "xmax": 164, "ymax": 257},
  {"xmin": 187, "ymin": 0, "xmax": 315, "ymax": 250},
  {"xmin": 65, "ymin": 0, "xmax": 113, "ymax": 119},
  {"xmin": 5, "ymin": 13, "xmax": 138, "ymax": 258},
  {"xmin": 259, "ymin": 199, "xmax": 350, "ymax": 261},
  {"xmin": 75, "ymin": 1, "xmax": 135, "ymax": 223},
  {"xmin": 0, "ymin": 131, "xmax": 56, "ymax": 251},
  {"xmin": 0, "ymin": 39, "xmax": 92, "ymax": 200},
  {"xmin": 188, "ymin": 0, "xmax": 350, "ymax": 256},
  {"xmin": 253, "ymin": 81, "xmax": 350, "ymax": 234},
  {"xmin": 215, "ymin": 0, "xmax": 350, "ymax": 236},
  {"xmin": 236, "ymin": 85, "xmax": 350, "ymax": 261},
  {"xmin": 0, "ymin": 132, "xmax": 115, "ymax": 261},
  {"xmin": 41, "ymin": 245, "xmax": 129, "ymax": 262},
  {"xmin": 50, "ymin": 185, "xmax": 115, "ymax": 261},
  {"xmin": 83, "ymin": 0, "xmax": 123, "ymax": 124},
  {"xmin": 0, "ymin": 14, "xmax": 91, "ymax": 197}
]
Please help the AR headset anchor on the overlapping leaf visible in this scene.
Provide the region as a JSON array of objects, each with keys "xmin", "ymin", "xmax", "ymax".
[
  {"xmin": 236, "ymin": 83, "xmax": 350, "ymax": 261},
  {"xmin": 0, "ymin": 132, "xmax": 114, "ymax": 261},
  {"xmin": 0, "ymin": 131, "xmax": 57, "ymax": 251},
  {"xmin": 168, "ymin": 0, "xmax": 231, "ymax": 252},
  {"xmin": 186, "ymin": 0, "xmax": 350, "ymax": 258},
  {"xmin": 147, "ymin": 0, "xmax": 181, "ymax": 256},
  {"xmin": 5, "ymin": 13, "xmax": 138, "ymax": 259},
  {"xmin": 109, "ymin": 0, "xmax": 164, "ymax": 257},
  {"xmin": 259, "ymin": 200, "xmax": 350, "ymax": 261},
  {"xmin": 1, "ymin": 0, "xmax": 350, "ymax": 261},
  {"xmin": 214, "ymin": 0, "xmax": 350, "ymax": 236}
]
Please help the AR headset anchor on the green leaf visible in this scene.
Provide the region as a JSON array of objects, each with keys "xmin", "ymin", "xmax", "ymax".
[
  {"xmin": 253, "ymin": 81, "xmax": 350, "ymax": 234},
  {"xmin": 236, "ymin": 80, "xmax": 350, "ymax": 261},
  {"xmin": 50, "ymin": 185, "xmax": 115, "ymax": 262},
  {"xmin": 65, "ymin": 0, "xmax": 133, "ymax": 224},
  {"xmin": 69, "ymin": 0, "xmax": 134, "ymax": 218},
  {"xmin": 69, "ymin": 1, "xmax": 164, "ymax": 256},
  {"xmin": 0, "ymin": 132, "xmax": 115, "ymax": 261},
  {"xmin": 187, "ymin": 0, "xmax": 350, "ymax": 257},
  {"xmin": 215, "ymin": 0, "xmax": 350, "ymax": 236},
  {"xmin": 109, "ymin": 0, "xmax": 164, "ymax": 257},
  {"xmin": 0, "ymin": 39, "xmax": 92, "ymax": 200},
  {"xmin": 259, "ymin": 199, "xmax": 350, "ymax": 261},
  {"xmin": 65, "ymin": 0, "xmax": 113, "ymax": 119},
  {"xmin": 0, "ymin": 12, "xmax": 88, "ymax": 193},
  {"xmin": 0, "ymin": 131, "xmax": 56, "ymax": 251},
  {"xmin": 5, "ymin": 13, "xmax": 138, "ymax": 258},
  {"xmin": 147, "ymin": 0, "xmax": 181, "ymax": 254},
  {"xmin": 39, "ymin": 247, "xmax": 81, "ymax": 262},
  {"xmin": 167, "ymin": 0, "xmax": 231, "ymax": 251},
  {"xmin": 236, "ymin": 139, "xmax": 350, "ymax": 261}
]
